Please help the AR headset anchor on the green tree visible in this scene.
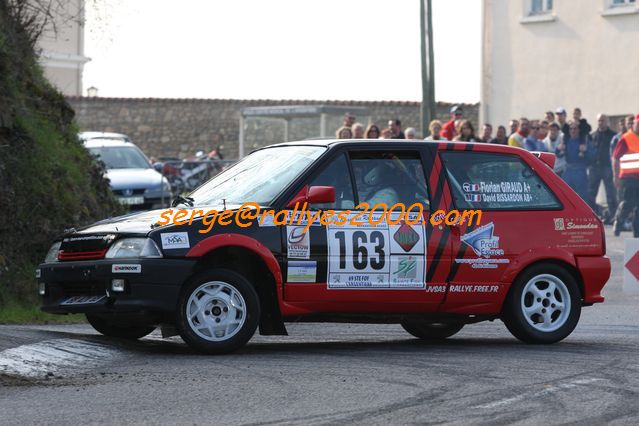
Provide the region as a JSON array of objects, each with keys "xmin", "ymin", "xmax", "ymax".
[{"xmin": 0, "ymin": 0, "xmax": 121, "ymax": 305}]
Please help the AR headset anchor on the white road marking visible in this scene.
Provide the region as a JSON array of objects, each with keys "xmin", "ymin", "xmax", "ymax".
[
  {"xmin": 476, "ymin": 377, "xmax": 603, "ymax": 410},
  {"xmin": 0, "ymin": 338, "xmax": 121, "ymax": 379}
]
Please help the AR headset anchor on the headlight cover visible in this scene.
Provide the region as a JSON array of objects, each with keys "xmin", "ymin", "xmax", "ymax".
[
  {"xmin": 44, "ymin": 242, "xmax": 61, "ymax": 263},
  {"xmin": 105, "ymin": 238, "xmax": 163, "ymax": 259}
]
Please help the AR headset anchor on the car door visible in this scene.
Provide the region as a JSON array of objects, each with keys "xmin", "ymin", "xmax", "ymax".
[
  {"xmin": 283, "ymin": 146, "xmax": 452, "ymax": 313},
  {"xmin": 438, "ymin": 148, "xmax": 563, "ymax": 313}
]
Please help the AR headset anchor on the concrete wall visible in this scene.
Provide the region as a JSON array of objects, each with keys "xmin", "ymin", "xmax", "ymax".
[
  {"xmin": 481, "ymin": 0, "xmax": 639, "ymax": 127},
  {"xmin": 67, "ymin": 97, "xmax": 479, "ymax": 159}
]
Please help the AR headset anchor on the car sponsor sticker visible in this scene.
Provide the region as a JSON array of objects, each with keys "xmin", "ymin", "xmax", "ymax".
[
  {"xmin": 63, "ymin": 234, "xmax": 115, "ymax": 243},
  {"xmin": 393, "ymin": 223, "xmax": 420, "ymax": 252},
  {"xmin": 160, "ymin": 232, "xmax": 190, "ymax": 249},
  {"xmin": 112, "ymin": 264, "xmax": 142, "ymax": 273},
  {"xmin": 258, "ymin": 216, "xmax": 276, "ymax": 227},
  {"xmin": 456, "ymin": 222, "xmax": 510, "ymax": 268},
  {"xmin": 553, "ymin": 217, "xmax": 599, "ymax": 249},
  {"xmin": 287, "ymin": 261, "xmax": 316, "ymax": 283},
  {"xmin": 326, "ymin": 212, "xmax": 426, "ymax": 289},
  {"xmin": 390, "ymin": 255, "xmax": 425, "ymax": 288},
  {"xmin": 287, "ymin": 226, "xmax": 310, "ymax": 259},
  {"xmin": 460, "ymin": 222, "xmax": 503, "ymax": 257},
  {"xmin": 449, "ymin": 284, "xmax": 499, "ymax": 293}
]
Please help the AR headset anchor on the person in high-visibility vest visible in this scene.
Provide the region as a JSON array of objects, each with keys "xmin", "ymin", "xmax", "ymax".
[{"xmin": 612, "ymin": 113, "xmax": 639, "ymax": 237}]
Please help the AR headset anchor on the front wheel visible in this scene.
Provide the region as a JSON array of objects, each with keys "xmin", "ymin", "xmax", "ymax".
[
  {"xmin": 502, "ymin": 263, "xmax": 581, "ymax": 344},
  {"xmin": 86, "ymin": 314, "xmax": 155, "ymax": 340},
  {"xmin": 401, "ymin": 321, "xmax": 464, "ymax": 340},
  {"xmin": 177, "ymin": 269, "xmax": 260, "ymax": 354}
]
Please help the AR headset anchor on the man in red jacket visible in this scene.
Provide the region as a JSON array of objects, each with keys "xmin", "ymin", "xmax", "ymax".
[
  {"xmin": 442, "ymin": 105, "xmax": 463, "ymax": 141},
  {"xmin": 612, "ymin": 113, "xmax": 639, "ymax": 236}
]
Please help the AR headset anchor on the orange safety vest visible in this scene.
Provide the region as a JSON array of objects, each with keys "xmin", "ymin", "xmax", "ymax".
[{"xmin": 619, "ymin": 131, "xmax": 639, "ymax": 179}]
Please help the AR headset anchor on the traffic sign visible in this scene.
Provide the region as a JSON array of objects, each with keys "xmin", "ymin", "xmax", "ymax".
[{"xmin": 623, "ymin": 239, "xmax": 639, "ymax": 294}]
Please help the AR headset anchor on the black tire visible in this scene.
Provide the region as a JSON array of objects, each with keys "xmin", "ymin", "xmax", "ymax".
[
  {"xmin": 86, "ymin": 314, "xmax": 155, "ymax": 340},
  {"xmin": 401, "ymin": 321, "xmax": 464, "ymax": 340},
  {"xmin": 177, "ymin": 269, "xmax": 259, "ymax": 354},
  {"xmin": 502, "ymin": 263, "xmax": 581, "ymax": 344}
]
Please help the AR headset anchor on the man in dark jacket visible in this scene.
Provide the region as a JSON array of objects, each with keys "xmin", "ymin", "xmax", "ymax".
[
  {"xmin": 556, "ymin": 107, "xmax": 570, "ymax": 141},
  {"xmin": 589, "ymin": 114, "xmax": 617, "ymax": 222},
  {"xmin": 573, "ymin": 107, "xmax": 592, "ymax": 140}
]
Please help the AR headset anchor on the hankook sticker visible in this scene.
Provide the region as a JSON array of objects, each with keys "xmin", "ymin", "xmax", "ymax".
[{"xmin": 112, "ymin": 264, "xmax": 142, "ymax": 273}]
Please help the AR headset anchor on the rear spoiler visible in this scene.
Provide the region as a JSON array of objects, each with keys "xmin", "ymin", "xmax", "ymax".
[{"xmin": 532, "ymin": 152, "xmax": 556, "ymax": 170}]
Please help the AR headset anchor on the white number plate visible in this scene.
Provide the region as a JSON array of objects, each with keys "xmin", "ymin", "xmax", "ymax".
[
  {"xmin": 117, "ymin": 196, "xmax": 145, "ymax": 205},
  {"xmin": 60, "ymin": 295, "xmax": 106, "ymax": 305},
  {"xmin": 326, "ymin": 212, "xmax": 426, "ymax": 289}
]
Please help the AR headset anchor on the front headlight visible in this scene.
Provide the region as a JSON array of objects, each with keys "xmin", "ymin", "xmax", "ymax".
[
  {"xmin": 105, "ymin": 238, "xmax": 163, "ymax": 259},
  {"xmin": 44, "ymin": 242, "xmax": 61, "ymax": 263}
]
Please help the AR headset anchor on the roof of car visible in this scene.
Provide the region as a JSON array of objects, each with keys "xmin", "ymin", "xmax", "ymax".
[
  {"xmin": 265, "ymin": 139, "xmax": 517, "ymax": 151},
  {"xmin": 259, "ymin": 139, "xmax": 544, "ymax": 162},
  {"xmin": 83, "ymin": 138, "xmax": 135, "ymax": 148},
  {"xmin": 79, "ymin": 131, "xmax": 131, "ymax": 142}
]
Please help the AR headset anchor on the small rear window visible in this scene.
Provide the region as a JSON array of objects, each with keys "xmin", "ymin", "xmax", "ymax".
[{"xmin": 440, "ymin": 152, "xmax": 561, "ymax": 210}]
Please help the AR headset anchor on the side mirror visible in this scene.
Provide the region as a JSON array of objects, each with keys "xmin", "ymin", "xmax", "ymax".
[
  {"xmin": 286, "ymin": 185, "xmax": 335, "ymax": 208},
  {"xmin": 153, "ymin": 162, "xmax": 163, "ymax": 172},
  {"xmin": 307, "ymin": 186, "xmax": 335, "ymax": 204}
]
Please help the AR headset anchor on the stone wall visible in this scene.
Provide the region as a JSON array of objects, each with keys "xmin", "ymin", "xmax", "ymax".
[{"xmin": 67, "ymin": 97, "xmax": 479, "ymax": 159}]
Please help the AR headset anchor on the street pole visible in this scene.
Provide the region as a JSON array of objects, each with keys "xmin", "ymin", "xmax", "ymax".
[{"xmin": 420, "ymin": 0, "xmax": 435, "ymax": 137}]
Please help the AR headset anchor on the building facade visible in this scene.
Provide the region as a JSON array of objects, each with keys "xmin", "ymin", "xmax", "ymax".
[
  {"xmin": 481, "ymin": 0, "xmax": 639, "ymax": 127},
  {"xmin": 37, "ymin": 0, "xmax": 89, "ymax": 96}
]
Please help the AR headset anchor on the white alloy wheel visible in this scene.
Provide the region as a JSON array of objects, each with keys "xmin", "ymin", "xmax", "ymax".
[
  {"xmin": 520, "ymin": 274, "xmax": 571, "ymax": 333},
  {"xmin": 186, "ymin": 281, "xmax": 247, "ymax": 341}
]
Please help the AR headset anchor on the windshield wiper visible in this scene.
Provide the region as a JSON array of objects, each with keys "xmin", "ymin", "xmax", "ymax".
[{"xmin": 172, "ymin": 195, "xmax": 194, "ymax": 207}]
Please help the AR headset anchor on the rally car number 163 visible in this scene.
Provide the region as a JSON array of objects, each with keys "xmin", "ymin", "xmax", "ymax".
[{"xmin": 37, "ymin": 140, "xmax": 611, "ymax": 354}]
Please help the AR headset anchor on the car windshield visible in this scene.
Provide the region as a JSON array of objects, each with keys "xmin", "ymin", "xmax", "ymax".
[
  {"xmin": 89, "ymin": 146, "xmax": 151, "ymax": 169},
  {"xmin": 189, "ymin": 145, "xmax": 325, "ymax": 206}
]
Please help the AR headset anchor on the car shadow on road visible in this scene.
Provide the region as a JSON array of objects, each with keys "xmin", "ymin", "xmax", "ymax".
[
  {"xmin": 25, "ymin": 327, "xmax": 609, "ymax": 357},
  {"xmin": 109, "ymin": 335, "xmax": 608, "ymax": 358}
]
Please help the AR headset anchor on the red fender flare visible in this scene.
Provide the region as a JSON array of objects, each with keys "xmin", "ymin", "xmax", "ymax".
[
  {"xmin": 500, "ymin": 248, "xmax": 577, "ymax": 284},
  {"xmin": 186, "ymin": 234, "xmax": 283, "ymax": 293}
]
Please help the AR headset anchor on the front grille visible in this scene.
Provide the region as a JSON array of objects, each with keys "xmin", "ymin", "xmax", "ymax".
[
  {"xmin": 58, "ymin": 249, "xmax": 107, "ymax": 261},
  {"xmin": 59, "ymin": 281, "xmax": 106, "ymax": 297},
  {"xmin": 113, "ymin": 189, "xmax": 145, "ymax": 196}
]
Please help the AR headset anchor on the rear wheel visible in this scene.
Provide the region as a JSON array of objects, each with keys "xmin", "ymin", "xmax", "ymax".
[
  {"xmin": 401, "ymin": 321, "xmax": 464, "ymax": 340},
  {"xmin": 502, "ymin": 263, "xmax": 581, "ymax": 344},
  {"xmin": 177, "ymin": 269, "xmax": 259, "ymax": 354},
  {"xmin": 86, "ymin": 314, "xmax": 155, "ymax": 340}
]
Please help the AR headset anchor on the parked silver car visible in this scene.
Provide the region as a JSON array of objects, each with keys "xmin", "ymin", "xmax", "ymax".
[{"xmin": 80, "ymin": 132, "xmax": 172, "ymax": 210}]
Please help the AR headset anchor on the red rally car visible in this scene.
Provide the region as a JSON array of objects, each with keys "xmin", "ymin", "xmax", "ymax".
[{"xmin": 37, "ymin": 140, "xmax": 611, "ymax": 354}]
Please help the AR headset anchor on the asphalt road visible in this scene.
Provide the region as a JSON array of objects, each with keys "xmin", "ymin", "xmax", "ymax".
[{"xmin": 2, "ymin": 226, "xmax": 639, "ymax": 425}]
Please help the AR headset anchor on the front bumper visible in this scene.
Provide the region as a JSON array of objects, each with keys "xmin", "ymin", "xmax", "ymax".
[{"xmin": 38, "ymin": 258, "xmax": 197, "ymax": 315}]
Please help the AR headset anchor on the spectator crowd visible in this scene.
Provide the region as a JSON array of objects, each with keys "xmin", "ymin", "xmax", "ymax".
[{"xmin": 336, "ymin": 106, "xmax": 639, "ymax": 233}]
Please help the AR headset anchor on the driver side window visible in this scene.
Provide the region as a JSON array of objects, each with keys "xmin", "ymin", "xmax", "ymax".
[
  {"xmin": 350, "ymin": 151, "xmax": 430, "ymax": 210},
  {"xmin": 308, "ymin": 154, "xmax": 355, "ymax": 210}
]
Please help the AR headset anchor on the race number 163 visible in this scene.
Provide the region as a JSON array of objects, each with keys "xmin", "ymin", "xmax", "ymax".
[{"xmin": 329, "ymin": 229, "xmax": 389, "ymax": 273}]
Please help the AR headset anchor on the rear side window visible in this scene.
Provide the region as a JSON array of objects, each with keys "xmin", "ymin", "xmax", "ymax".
[{"xmin": 440, "ymin": 152, "xmax": 561, "ymax": 210}]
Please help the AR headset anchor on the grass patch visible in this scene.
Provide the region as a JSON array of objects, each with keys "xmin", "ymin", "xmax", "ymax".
[{"xmin": 0, "ymin": 302, "xmax": 85, "ymax": 325}]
